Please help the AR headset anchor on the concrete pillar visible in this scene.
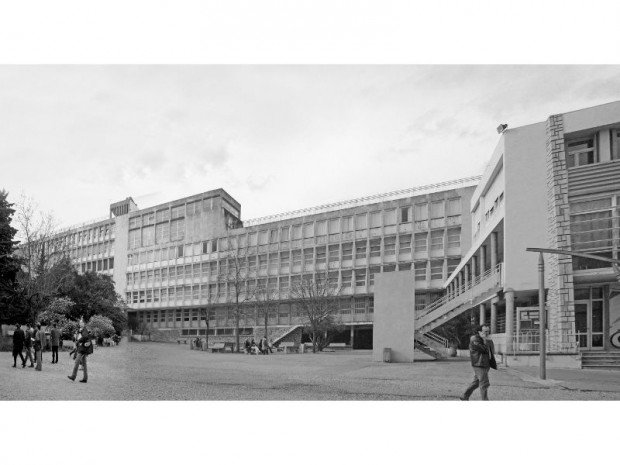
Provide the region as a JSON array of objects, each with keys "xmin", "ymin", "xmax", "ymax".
[
  {"xmin": 464, "ymin": 264, "xmax": 470, "ymax": 290},
  {"xmin": 456, "ymin": 273, "xmax": 461, "ymax": 295},
  {"xmin": 491, "ymin": 296, "xmax": 499, "ymax": 334},
  {"xmin": 490, "ymin": 232, "xmax": 498, "ymax": 271},
  {"xmin": 505, "ymin": 289, "xmax": 515, "ymax": 353},
  {"xmin": 480, "ymin": 246, "xmax": 487, "ymax": 275},
  {"xmin": 350, "ymin": 325, "xmax": 355, "ymax": 349},
  {"xmin": 479, "ymin": 303, "xmax": 486, "ymax": 325},
  {"xmin": 472, "ymin": 256, "xmax": 478, "ymax": 283}
]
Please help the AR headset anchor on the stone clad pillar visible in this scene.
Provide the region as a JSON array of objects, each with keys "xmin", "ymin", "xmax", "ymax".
[
  {"xmin": 472, "ymin": 256, "xmax": 478, "ymax": 284},
  {"xmin": 350, "ymin": 326, "xmax": 355, "ymax": 349},
  {"xmin": 505, "ymin": 289, "xmax": 515, "ymax": 353},
  {"xmin": 480, "ymin": 246, "xmax": 487, "ymax": 276},
  {"xmin": 464, "ymin": 264, "xmax": 470, "ymax": 290},
  {"xmin": 479, "ymin": 303, "xmax": 486, "ymax": 325}
]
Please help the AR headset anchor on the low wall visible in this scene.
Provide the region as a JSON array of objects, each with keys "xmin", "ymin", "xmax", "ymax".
[{"xmin": 498, "ymin": 353, "xmax": 581, "ymax": 369}]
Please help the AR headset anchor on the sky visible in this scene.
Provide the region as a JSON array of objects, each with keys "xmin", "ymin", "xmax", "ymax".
[{"xmin": 3, "ymin": 64, "xmax": 620, "ymax": 230}]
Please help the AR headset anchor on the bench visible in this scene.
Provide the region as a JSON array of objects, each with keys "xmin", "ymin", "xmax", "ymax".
[
  {"xmin": 323, "ymin": 342, "xmax": 351, "ymax": 352},
  {"xmin": 278, "ymin": 341, "xmax": 300, "ymax": 354},
  {"xmin": 210, "ymin": 342, "xmax": 235, "ymax": 353}
]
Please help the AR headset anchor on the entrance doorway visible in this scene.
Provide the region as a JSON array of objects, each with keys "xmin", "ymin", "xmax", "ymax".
[{"xmin": 574, "ymin": 291, "xmax": 604, "ymax": 350}]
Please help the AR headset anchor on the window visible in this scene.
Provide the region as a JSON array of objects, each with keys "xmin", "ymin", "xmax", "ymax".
[
  {"xmin": 430, "ymin": 260, "xmax": 443, "ymax": 280},
  {"xmin": 567, "ymin": 136, "xmax": 597, "ymax": 168},
  {"xmin": 280, "ymin": 251, "xmax": 290, "ymax": 268},
  {"xmin": 430, "ymin": 230, "xmax": 444, "ymax": 250},
  {"xmin": 170, "ymin": 219, "xmax": 185, "ymax": 241},
  {"xmin": 303, "ymin": 248, "xmax": 314, "ymax": 266},
  {"xmin": 177, "ymin": 245, "xmax": 184, "ymax": 257},
  {"xmin": 316, "ymin": 246, "xmax": 326, "ymax": 264},
  {"xmin": 355, "ymin": 298, "xmax": 366, "ymax": 314},
  {"xmin": 384, "ymin": 209, "xmax": 397, "ymax": 226},
  {"xmin": 303, "ymin": 223, "xmax": 314, "ymax": 238},
  {"xmin": 447, "ymin": 228, "xmax": 461, "ymax": 249},
  {"xmin": 430, "ymin": 201, "xmax": 445, "ymax": 219},
  {"xmin": 370, "ymin": 211, "xmax": 381, "ymax": 228},
  {"xmin": 369, "ymin": 267, "xmax": 380, "ymax": 286},
  {"xmin": 328, "ymin": 244, "xmax": 339, "ymax": 262},
  {"xmin": 129, "ymin": 216, "xmax": 141, "ymax": 229},
  {"xmin": 269, "ymin": 229, "xmax": 278, "ymax": 243},
  {"xmin": 369, "ymin": 239, "xmax": 381, "ymax": 258},
  {"xmin": 355, "ymin": 269, "xmax": 366, "ymax": 287},
  {"xmin": 415, "ymin": 262, "xmax": 427, "ymax": 281},
  {"xmin": 447, "ymin": 198, "xmax": 461, "ymax": 216},
  {"xmin": 292, "ymin": 225, "xmax": 302, "ymax": 240},
  {"xmin": 400, "ymin": 206, "xmax": 411, "ymax": 223},
  {"xmin": 258, "ymin": 230, "xmax": 268, "ymax": 245},
  {"xmin": 341, "ymin": 270, "xmax": 352, "ymax": 287},
  {"xmin": 259, "ymin": 254, "xmax": 268, "ymax": 271},
  {"xmin": 414, "ymin": 233, "xmax": 427, "ymax": 252},
  {"xmin": 142, "ymin": 212, "xmax": 155, "ymax": 226},
  {"xmin": 328, "ymin": 218, "xmax": 340, "ymax": 234},
  {"xmin": 447, "ymin": 259, "xmax": 460, "ymax": 275},
  {"xmin": 399, "ymin": 234, "xmax": 412, "ymax": 254},
  {"xmin": 171, "ymin": 205, "xmax": 185, "ymax": 219},
  {"xmin": 355, "ymin": 213, "xmax": 367, "ymax": 230},
  {"xmin": 156, "ymin": 209, "xmax": 170, "ymax": 223},
  {"xmin": 384, "ymin": 236, "xmax": 396, "ymax": 256},
  {"xmin": 280, "ymin": 226, "xmax": 290, "ymax": 242},
  {"xmin": 316, "ymin": 221, "xmax": 327, "ymax": 237},
  {"xmin": 142, "ymin": 225, "xmax": 155, "ymax": 247},
  {"xmin": 342, "ymin": 243, "xmax": 353, "ymax": 261},
  {"xmin": 399, "ymin": 263, "xmax": 411, "ymax": 271},
  {"xmin": 355, "ymin": 241, "xmax": 367, "ymax": 259},
  {"xmin": 415, "ymin": 204, "xmax": 428, "ymax": 220},
  {"xmin": 341, "ymin": 216, "xmax": 353, "ymax": 232},
  {"xmin": 570, "ymin": 197, "xmax": 614, "ymax": 269},
  {"xmin": 128, "ymin": 230, "xmax": 140, "ymax": 249}
]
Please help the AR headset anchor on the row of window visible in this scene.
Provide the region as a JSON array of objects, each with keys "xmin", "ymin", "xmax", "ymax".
[
  {"xmin": 569, "ymin": 194, "xmax": 620, "ymax": 270},
  {"xmin": 125, "ymin": 260, "xmax": 458, "ymax": 304},
  {"xmin": 126, "ymin": 198, "xmax": 462, "ymax": 251},
  {"xmin": 134, "ymin": 297, "xmax": 375, "ymax": 324},
  {"xmin": 67, "ymin": 241, "xmax": 114, "ymax": 260},
  {"xmin": 55, "ymin": 223, "xmax": 115, "ymax": 249},
  {"xmin": 81, "ymin": 258, "xmax": 114, "ymax": 273},
  {"xmin": 566, "ymin": 130, "xmax": 620, "ymax": 169},
  {"xmin": 126, "ymin": 228, "xmax": 462, "ymax": 267}
]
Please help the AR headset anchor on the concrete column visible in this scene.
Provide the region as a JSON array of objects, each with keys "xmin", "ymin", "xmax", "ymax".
[
  {"xmin": 479, "ymin": 303, "xmax": 486, "ymax": 325},
  {"xmin": 490, "ymin": 296, "xmax": 499, "ymax": 334},
  {"xmin": 490, "ymin": 232, "xmax": 498, "ymax": 271},
  {"xmin": 505, "ymin": 289, "xmax": 515, "ymax": 353},
  {"xmin": 464, "ymin": 264, "xmax": 470, "ymax": 290},
  {"xmin": 350, "ymin": 325, "xmax": 355, "ymax": 349},
  {"xmin": 456, "ymin": 273, "xmax": 461, "ymax": 295},
  {"xmin": 472, "ymin": 256, "xmax": 478, "ymax": 283},
  {"xmin": 480, "ymin": 246, "xmax": 487, "ymax": 275}
]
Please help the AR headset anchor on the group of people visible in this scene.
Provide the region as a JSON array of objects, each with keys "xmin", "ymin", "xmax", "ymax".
[
  {"xmin": 11, "ymin": 322, "xmax": 59, "ymax": 370},
  {"xmin": 11, "ymin": 320, "xmax": 93, "ymax": 384},
  {"xmin": 244, "ymin": 337, "xmax": 274, "ymax": 355}
]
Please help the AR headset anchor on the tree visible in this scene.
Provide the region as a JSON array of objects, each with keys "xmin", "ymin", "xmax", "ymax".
[
  {"xmin": 86, "ymin": 314, "xmax": 115, "ymax": 340},
  {"xmin": 37, "ymin": 296, "xmax": 74, "ymax": 325},
  {"xmin": 218, "ymin": 237, "xmax": 255, "ymax": 352},
  {"xmin": 290, "ymin": 270, "xmax": 342, "ymax": 353},
  {"xmin": 255, "ymin": 284, "xmax": 278, "ymax": 339},
  {"xmin": 11, "ymin": 194, "xmax": 74, "ymax": 323},
  {"xmin": 0, "ymin": 189, "xmax": 24, "ymax": 324},
  {"xmin": 433, "ymin": 309, "xmax": 477, "ymax": 349},
  {"xmin": 65, "ymin": 271, "xmax": 127, "ymax": 335}
]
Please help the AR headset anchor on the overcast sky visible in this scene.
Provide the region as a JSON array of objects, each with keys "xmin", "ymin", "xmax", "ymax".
[{"xmin": 2, "ymin": 65, "xmax": 620, "ymax": 229}]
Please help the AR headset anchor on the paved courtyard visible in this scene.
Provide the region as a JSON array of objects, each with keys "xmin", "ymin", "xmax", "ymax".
[{"xmin": 3, "ymin": 339, "xmax": 620, "ymax": 400}]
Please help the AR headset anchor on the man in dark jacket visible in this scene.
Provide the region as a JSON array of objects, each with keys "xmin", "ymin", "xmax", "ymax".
[
  {"xmin": 460, "ymin": 324, "xmax": 496, "ymax": 401},
  {"xmin": 68, "ymin": 325, "xmax": 90, "ymax": 383},
  {"xmin": 12, "ymin": 324, "xmax": 25, "ymax": 368},
  {"xmin": 50, "ymin": 323, "xmax": 60, "ymax": 363},
  {"xmin": 23, "ymin": 323, "xmax": 34, "ymax": 367},
  {"xmin": 33, "ymin": 323, "xmax": 45, "ymax": 371}
]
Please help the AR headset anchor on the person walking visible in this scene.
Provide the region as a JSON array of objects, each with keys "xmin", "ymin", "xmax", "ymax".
[
  {"xmin": 50, "ymin": 323, "xmax": 60, "ymax": 364},
  {"xmin": 261, "ymin": 336, "xmax": 269, "ymax": 355},
  {"xmin": 23, "ymin": 323, "xmax": 34, "ymax": 367},
  {"xmin": 460, "ymin": 324, "xmax": 496, "ymax": 401},
  {"xmin": 68, "ymin": 324, "xmax": 91, "ymax": 383},
  {"xmin": 12, "ymin": 324, "xmax": 26, "ymax": 368},
  {"xmin": 33, "ymin": 323, "xmax": 45, "ymax": 371}
]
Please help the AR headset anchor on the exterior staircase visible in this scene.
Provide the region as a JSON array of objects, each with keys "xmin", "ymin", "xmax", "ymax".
[
  {"xmin": 414, "ymin": 331, "xmax": 448, "ymax": 360},
  {"xmin": 580, "ymin": 351, "xmax": 620, "ymax": 370},
  {"xmin": 413, "ymin": 264, "xmax": 504, "ymax": 360}
]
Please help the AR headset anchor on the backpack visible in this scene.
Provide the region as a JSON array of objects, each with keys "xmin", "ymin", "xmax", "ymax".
[{"xmin": 85, "ymin": 338, "xmax": 94, "ymax": 355}]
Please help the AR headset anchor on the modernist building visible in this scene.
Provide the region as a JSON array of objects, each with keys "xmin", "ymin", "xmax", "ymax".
[
  {"xmin": 411, "ymin": 100, "xmax": 620, "ymax": 366},
  {"xmin": 49, "ymin": 178, "xmax": 479, "ymax": 348}
]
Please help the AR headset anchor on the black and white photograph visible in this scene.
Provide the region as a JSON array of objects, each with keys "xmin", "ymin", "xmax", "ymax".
[{"xmin": 1, "ymin": 1, "xmax": 619, "ymax": 464}]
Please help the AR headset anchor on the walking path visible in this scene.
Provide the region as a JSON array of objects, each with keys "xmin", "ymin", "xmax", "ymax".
[{"xmin": 2, "ymin": 340, "xmax": 620, "ymax": 400}]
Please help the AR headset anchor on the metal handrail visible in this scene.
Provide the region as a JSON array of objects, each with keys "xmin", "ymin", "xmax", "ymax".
[{"xmin": 425, "ymin": 331, "xmax": 449, "ymax": 347}]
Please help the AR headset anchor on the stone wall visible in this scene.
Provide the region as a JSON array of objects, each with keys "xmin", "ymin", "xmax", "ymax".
[{"xmin": 544, "ymin": 113, "xmax": 576, "ymax": 350}]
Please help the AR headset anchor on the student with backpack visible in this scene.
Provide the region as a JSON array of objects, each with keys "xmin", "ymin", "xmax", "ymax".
[{"xmin": 67, "ymin": 322, "xmax": 92, "ymax": 383}]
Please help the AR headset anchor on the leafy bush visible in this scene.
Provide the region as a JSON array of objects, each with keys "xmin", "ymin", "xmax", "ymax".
[{"xmin": 85, "ymin": 314, "xmax": 115, "ymax": 338}]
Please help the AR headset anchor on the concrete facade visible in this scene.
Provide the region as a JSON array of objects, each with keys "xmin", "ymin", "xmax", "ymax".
[{"xmin": 372, "ymin": 271, "xmax": 415, "ymax": 362}]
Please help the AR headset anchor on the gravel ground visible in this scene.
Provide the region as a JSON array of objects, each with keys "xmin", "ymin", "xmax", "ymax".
[{"xmin": 3, "ymin": 339, "xmax": 620, "ymax": 400}]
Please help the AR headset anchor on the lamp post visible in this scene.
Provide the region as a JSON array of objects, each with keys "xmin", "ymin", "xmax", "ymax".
[{"xmin": 537, "ymin": 252, "xmax": 546, "ymax": 380}]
